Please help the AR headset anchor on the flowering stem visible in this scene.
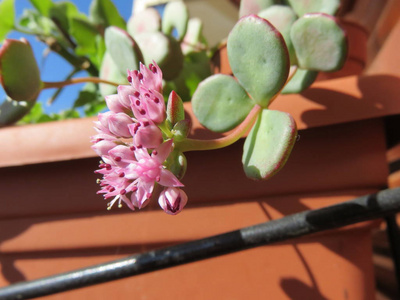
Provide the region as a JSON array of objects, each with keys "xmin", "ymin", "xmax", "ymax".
[
  {"xmin": 176, "ymin": 104, "xmax": 262, "ymax": 152},
  {"xmin": 42, "ymin": 77, "xmax": 120, "ymax": 89}
]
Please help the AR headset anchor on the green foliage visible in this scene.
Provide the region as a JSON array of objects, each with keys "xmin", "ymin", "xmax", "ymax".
[
  {"xmin": 227, "ymin": 15, "xmax": 289, "ymax": 107},
  {"xmin": 0, "ymin": 0, "xmax": 15, "ymax": 42},
  {"xmin": 89, "ymin": 0, "xmax": 126, "ymax": 30},
  {"xmin": 29, "ymin": 0, "xmax": 53, "ymax": 16},
  {"xmin": 18, "ymin": 102, "xmax": 80, "ymax": 124},
  {"xmin": 291, "ymin": 14, "xmax": 347, "ymax": 71},
  {"xmin": 162, "ymin": 1, "xmax": 189, "ymax": 41},
  {"xmin": 192, "ymin": 74, "xmax": 254, "ymax": 132},
  {"xmin": 0, "ymin": 39, "xmax": 42, "ymax": 101},
  {"xmin": 242, "ymin": 109, "xmax": 297, "ymax": 180},
  {"xmin": 0, "ymin": 97, "xmax": 35, "ymax": 127}
]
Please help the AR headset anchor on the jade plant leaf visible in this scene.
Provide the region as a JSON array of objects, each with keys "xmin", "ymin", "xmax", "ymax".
[
  {"xmin": 0, "ymin": 39, "xmax": 41, "ymax": 101},
  {"xmin": 242, "ymin": 109, "xmax": 297, "ymax": 180},
  {"xmin": 127, "ymin": 8, "xmax": 161, "ymax": 37},
  {"xmin": 286, "ymin": 0, "xmax": 340, "ymax": 17},
  {"xmin": 239, "ymin": 0, "xmax": 281, "ymax": 18},
  {"xmin": 192, "ymin": 74, "xmax": 254, "ymax": 132},
  {"xmin": 162, "ymin": 0, "xmax": 189, "ymax": 41},
  {"xmin": 0, "ymin": 97, "xmax": 35, "ymax": 127},
  {"xmin": 135, "ymin": 31, "xmax": 171, "ymax": 67},
  {"xmin": 181, "ymin": 18, "xmax": 203, "ymax": 54},
  {"xmin": 89, "ymin": 0, "xmax": 126, "ymax": 29},
  {"xmin": 159, "ymin": 35, "xmax": 184, "ymax": 80},
  {"xmin": 281, "ymin": 68, "xmax": 318, "ymax": 94},
  {"xmin": 227, "ymin": 15, "xmax": 289, "ymax": 107},
  {"xmin": 0, "ymin": 0, "xmax": 15, "ymax": 42},
  {"xmin": 104, "ymin": 26, "xmax": 143, "ymax": 75},
  {"xmin": 99, "ymin": 51, "xmax": 128, "ymax": 97},
  {"xmin": 290, "ymin": 14, "xmax": 347, "ymax": 72},
  {"xmin": 258, "ymin": 5, "xmax": 298, "ymax": 64}
]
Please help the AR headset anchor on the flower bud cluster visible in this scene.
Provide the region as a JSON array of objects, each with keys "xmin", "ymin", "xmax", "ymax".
[{"xmin": 92, "ymin": 62, "xmax": 187, "ymax": 215}]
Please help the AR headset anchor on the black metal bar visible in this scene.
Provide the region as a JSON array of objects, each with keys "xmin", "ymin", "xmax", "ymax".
[
  {"xmin": 1, "ymin": 188, "xmax": 400, "ymax": 300},
  {"xmin": 385, "ymin": 214, "xmax": 400, "ymax": 297}
]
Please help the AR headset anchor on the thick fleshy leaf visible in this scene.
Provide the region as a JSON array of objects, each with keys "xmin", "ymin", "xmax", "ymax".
[
  {"xmin": 291, "ymin": 14, "xmax": 347, "ymax": 71},
  {"xmin": 258, "ymin": 5, "xmax": 297, "ymax": 64},
  {"xmin": 99, "ymin": 52, "xmax": 128, "ymax": 97},
  {"xmin": 89, "ymin": 0, "xmax": 126, "ymax": 29},
  {"xmin": 281, "ymin": 68, "xmax": 318, "ymax": 94},
  {"xmin": 227, "ymin": 15, "xmax": 289, "ymax": 107},
  {"xmin": 127, "ymin": 8, "xmax": 161, "ymax": 37},
  {"xmin": 181, "ymin": 18, "xmax": 203, "ymax": 54},
  {"xmin": 104, "ymin": 26, "xmax": 143, "ymax": 75},
  {"xmin": 0, "ymin": 39, "xmax": 41, "ymax": 101},
  {"xmin": 192, "ymin": 74, "xmax": 254, "ymax": 132},
  {"xmin": 159, "ymin": 35, "xmax": 184, "ymax": 80},
  {"xmin": 0, "ymin": 0, "xmax": 15, "ymax": 42},
  {"xmin": 29, "ymin": 0, "xmax": 52, "ymax": 16},
  {"xmin": 162, "ymin": 0, "xmax": 188, "ymax": 41},
  {"xmin": 239, "ymin": 0, "xmax": 280, "ymax": 18},
  {"xmin": 242, "ymin": 109, "xmax": 297, "ymax": 180},
  {"xmin": 0, "ymin": 97, "xmax": 35, "ymax": 127},
  {"xmin": 286, "ymin": 0, "xmax": 340, "ymax": 17},
  {"xmin": 135, "ymin": 31, "xmax": 170, "ymax": 67}
]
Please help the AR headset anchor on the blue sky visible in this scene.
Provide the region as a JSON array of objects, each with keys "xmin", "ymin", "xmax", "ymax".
[{"xmin": 1, "ymin": 0, "xmax": 134, "ymax": 114}]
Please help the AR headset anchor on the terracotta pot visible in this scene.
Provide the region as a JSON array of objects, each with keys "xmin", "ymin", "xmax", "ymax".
[{"xmin": 1, "ymin": 72, "xmax": 400, "ymax": 299}]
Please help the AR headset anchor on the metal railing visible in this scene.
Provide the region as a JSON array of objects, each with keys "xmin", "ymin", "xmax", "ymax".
[{"xmin": 1, "ymin": 188, "xmax": 400, "ymax": 299}]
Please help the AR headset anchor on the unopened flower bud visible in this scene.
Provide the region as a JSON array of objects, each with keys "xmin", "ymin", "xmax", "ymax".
[{"xmin": 158, "ymin": 187, "xmax": 188, "ymax": 215}]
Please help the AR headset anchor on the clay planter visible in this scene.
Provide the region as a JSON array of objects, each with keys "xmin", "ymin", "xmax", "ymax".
[{"xmin": 1, "ymin": 72, "xmax": 400, "ymax": 299}]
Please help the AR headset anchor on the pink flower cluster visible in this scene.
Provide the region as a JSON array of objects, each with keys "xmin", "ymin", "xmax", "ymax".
[{"xmin": 92, "ymin": 62, "xmax": 187, "ymax": 215}]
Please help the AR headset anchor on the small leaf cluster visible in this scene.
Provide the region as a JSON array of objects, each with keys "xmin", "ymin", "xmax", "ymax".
[{"xmin": 0, "ymin": 0, "xmax": 211, "ymax": 126}]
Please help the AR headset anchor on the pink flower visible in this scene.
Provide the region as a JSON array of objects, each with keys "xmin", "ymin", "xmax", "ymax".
[
  {"xmin": 97, "ymin": 111, "xmax": 133, "ymax": 138},
  {"xmin": 128, "ymin": 62, "xmax": 163, "ymax": 93},
  {"xmin": 128, "ymin": 119, "xmax": 163, "ymax": 148},
  {"xmin": 95, "ymin": 140, "xmax": 183, "ymax": 210},
  {"xmin": 158, "ymin": 187, "xmax": 188, "ymax": 215}
]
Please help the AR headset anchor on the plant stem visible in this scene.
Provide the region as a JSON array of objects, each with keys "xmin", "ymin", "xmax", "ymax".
[
  {"xmin": 176, "ymin": 104, "xmax": 262, "ymax": 152},
  {"xmin": 42, "ymin": 77, "xmax": 120, "ymax": 89}
]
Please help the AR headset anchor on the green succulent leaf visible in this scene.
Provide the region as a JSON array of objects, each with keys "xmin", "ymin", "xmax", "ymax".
[
  {"xmin": 0, "ymin": 97, "xmax": 35, "ymax": 127},
  {"xmin": 104, "ymin": 26, "xmax": 143, "ymax": 75},
  {"xmin": 98, "ymin": 52, "xmax": 128, "ymax": 97},
  {"xmin": 0, "ymin": 39, "xmax": 42, "ymax": 101},
  {"xmin": 135, "ymin": 31, "xmax": 171, "ymax": 67},
  {"xmin": 162, "ymin": 0, "xmax": 189, "ymax": 41},
  {"xmin": 243, "ymin": 109, "xmax": 297, "ymax": 180},
  {"xmin": 127, "ymin": 8, "xmax": 161, "ymax": 37},
  {"xmin": 291, "ymin": 13, "xmax": 347, "ymax": 72},
  {"xmin": 227, "ymin": 15, "xmax": 290, "ymax": 107},
  {"xmin": 158, "ymin": 35, "xmax": 184, "ymax": 80},
  {"xmin": 89, "ymin": 0, "xmax": 126, "ymax": 30},
  {"xmin": 239, "ymin": 0, "xmax": 281, "ymax": 18},
  {"xmin": 192, "ymin": 74, "xmax": 254, "ymax": 133},
  {"xmin": 281, "ymin": 68, "xmax": 318, "ymax": 94},
  {"xmin": 286, "ymin": 0, "xmax": 340, "ymax": 17},
  {"xmin": 258, "ymin": 5, "xmax": 298, "ymax": 64},
  {"xmin": 181, "ymin": 18, "xmax": 203, "ymax": 54},
  {"xmin": 0, "ymin": 0, "xmax": 15, "ymax": 42},
  {"xmin": 29, "ymin": 0, "xmax": 53, "ymax": 16}
]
